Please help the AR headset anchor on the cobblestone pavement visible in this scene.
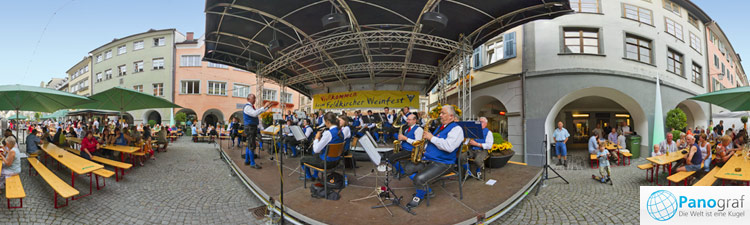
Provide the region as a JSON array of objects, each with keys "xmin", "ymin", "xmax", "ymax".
[
  {"xmin": 494, "ymin": 148, "xmax": 652, "ymax": 225},
  {"xmin": 2, "ymin": 138, "xmax": 264, "ymax": 224}
]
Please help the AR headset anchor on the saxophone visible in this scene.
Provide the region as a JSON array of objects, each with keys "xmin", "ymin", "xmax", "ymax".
[
  {"xmin": 392, "ymin": 111, "xmax": 406, "ymax": 153},
  {"xmin": 410, "ymin": 118, "xmax": 434, "ymax": 164},
  {"xmin": 392, "ymin": 124, "xmax": 407, "ymax": 154}
]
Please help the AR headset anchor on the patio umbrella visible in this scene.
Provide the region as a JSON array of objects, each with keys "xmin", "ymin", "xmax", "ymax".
[
  {"xmin": 41, "ymin": 109, "xmax": 68, "ymax": 120},
  {"xmin": 73, "ymin": 87, "xmax": 182, "ymax": 122},
  {"xmin": 689, "ymin": 86, "xmax": 750, "ymax": 111},
  {"xmin": 0, "ymin": 84, "xmax": 91, "ymax": 140},
  {"xmin": 7, "ymin": 114, "xmax": 27, "ymax": 120}
]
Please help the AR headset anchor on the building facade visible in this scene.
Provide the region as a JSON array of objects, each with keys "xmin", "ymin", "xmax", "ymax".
[
  {"xmin": 174, "ymin": 33, "xmax": 302, "ymax": 126},
  {"xmin": 66, "ymin": 56, "xmax": 93, "ymax": 96},
  {"xmin": 429, "ymin": 0, "xmax": 747, "ymax": 166},
  {"xmin": 90, "ymin": 29, "xmax": 183, "ymax": 125}
]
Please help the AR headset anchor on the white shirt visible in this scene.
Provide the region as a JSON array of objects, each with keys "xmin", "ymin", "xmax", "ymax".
[
  {"xmin": 429, "ymin": 125, "xmax": 464, "ymax": 153},
  {"xmin": 312, "ymin": 125, "xmax": 337, "ymax": 154},
  {"xmin": 93, "ymin": 120, "xmax": 99, "ymax": 129},
  {"xmin": 405, "ymin": 124, "xmax": 423, "ymax": 145},
  {"xmin": 242, "ymin": 102, "xmax": 267, "ymax": 118},
  {"xmin": 366, "ymin": 115, "xmax": 376, "ymax": 128},
  {"xmin": 387, "ymin": 114, "xmax": 394, "ymax": 124},
  {"xmin": 304, "ymin": 126, "xmax": 313, "ymax": 138},
  {"xmin": 478, "ymin": 129, "xmax": 494, "ymax": 150},
  {"xmin": 342, "ymin": 126, "xmax": 351, "ymax": 139}
]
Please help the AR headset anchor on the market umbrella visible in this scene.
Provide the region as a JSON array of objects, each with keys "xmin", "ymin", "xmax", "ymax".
[
  {"xmin": 40, "ymin": 109, "xmax": 68, "ymax": 120},
  {"xmin": 73, "ymin": 87, "xmax": 182, "ymax": 123},
  {"xmin": 689, "ymin": 86, "xmax": 750, "ymax": 111},
  {"xmin": 0, "ymin": 84, "xmax": 92, "ymax": 141},
  {"xmin": 7, "ymin": 114, "xmax": 27, "ymax": 120}
]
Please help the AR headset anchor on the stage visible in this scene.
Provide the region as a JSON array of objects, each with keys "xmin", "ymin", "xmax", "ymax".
[{"xmin": 216, "ymin": 140, "xmax": 542, "ymax": 225}]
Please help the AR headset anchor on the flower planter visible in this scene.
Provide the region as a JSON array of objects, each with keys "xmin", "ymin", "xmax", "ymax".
[{"xmin": 485, "ymin": 151, "xmax": 515, "ymax": 168}]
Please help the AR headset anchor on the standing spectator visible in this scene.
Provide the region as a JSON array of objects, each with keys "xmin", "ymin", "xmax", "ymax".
[
  {"xmin": 607, "ymin": 128, "xmax": 618, "ymax": 143},
  {"xmin": 592, "ymin": 124, "xmax": 603, "ymax": 141},
  {"xmin": 716, "ymin": 120, "xmax": 724, "ymax": 136},
  {"xmin": 552, "ymin": 121, "xmax": 570, "ymax": 167},
  {"xmin": 617, "ymin": 131, "xmax": 628, "ymax": 154}
]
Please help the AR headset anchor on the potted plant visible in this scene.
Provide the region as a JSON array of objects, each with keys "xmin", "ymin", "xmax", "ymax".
[
  {"xmin": 260, "ymin": 111, "xmax": 274, "ymax": 127},
  {"xmin": 742, "ymin": 116, "xmax": 748, "ymax": 131},
  {"xmin": 485, "ymin": 133, "xmax": 515, "ymax": 168}
]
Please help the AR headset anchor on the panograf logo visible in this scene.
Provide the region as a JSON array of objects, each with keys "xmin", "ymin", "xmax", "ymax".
[
  {"xmin": 641, "ymin": 187, "xmax": 749, "ymax": 224},
  {"xmin": 646, "ymin": 190, "xmax": 679, "ymax": 221}
]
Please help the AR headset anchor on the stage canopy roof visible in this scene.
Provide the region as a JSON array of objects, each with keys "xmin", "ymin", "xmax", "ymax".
[{"xmin": 204, "ymin": 0, "xmax": 572, "ymax": 97}]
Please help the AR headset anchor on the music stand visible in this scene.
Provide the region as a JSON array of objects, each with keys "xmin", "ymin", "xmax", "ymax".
[
  {"xmin": 287, "ymin": 125, "xmax": 308, "ymax": 176},
  {"xmin": 349, "ymin": 135, "xmax": 413, "ymax": 216},
  {"xmin": 457, "ymin": 121, "xmax": 483, "ymax": 182}
]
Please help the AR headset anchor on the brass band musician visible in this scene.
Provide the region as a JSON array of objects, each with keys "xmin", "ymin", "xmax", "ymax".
[
  {"xmin": 460, "ymin": 117, "xmax": 493, "ymax": 180},
  {"xmin": 388, "ymin": 114, "xmax": 423, "ymax": 178}
]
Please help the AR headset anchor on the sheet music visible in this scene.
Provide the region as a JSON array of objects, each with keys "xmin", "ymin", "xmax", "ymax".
[
  {"xmin": 290, "ymin": 126, "xmax": 306, "ymax": 141},
  {"xmin": 358, "ymin": 135, "xmax": 381, "ymax": 165}
]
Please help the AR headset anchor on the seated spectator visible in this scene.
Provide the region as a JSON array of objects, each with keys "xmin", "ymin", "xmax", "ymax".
[
  {"xmin": 588, "ymin": 131, "xmax": 600, "ymax": 155},
  {"xmin": 676, "ymin": 135, "xmax": 702, "ymax": 172},
  {"xmin": 0, "ymin": 137, "xmax": 21, "ymax": 193},
  {"xmin": 80, "ymin": 132, "xmax": 100, "ymax": 161},
  {"xmin": 25, "ymin": 129, "xmax": 41, "ymax": 155}
]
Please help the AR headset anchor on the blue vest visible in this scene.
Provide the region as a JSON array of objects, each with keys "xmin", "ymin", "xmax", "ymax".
[
  {"xmin": 471, "ymin": 128, "xmax": 490, "ymax": 151},
  {"xmin": 320, "ymin": 126, "xmax": 344, "ymax": 162},
  {"xmin": 285, "ymin": 115, "xmax": 295, "ymax": 122},
  {"xmin": 243, "ymin": 103, "xmax": 259, "ymax": 126},
  {"xmin": 316, "ymin": 116, "xmax": 324, "ymax": 126},
  {"xmin": 424, "ymin": 122, "xmax": 460, "ymax": 164},
  {"xmin": 401, "ymin": 112, "xmax": 411, "ymax": 124},
  {"xmin": 384, "ymin": 114, "xmax": 393, "ymax": 127},
  {"xmin": 352, "ymin": 116, "xmax": 361, "ymax": 127},
  {"xmin": 400, "ymin": 125, "xmax": 418, "ymax": 152}
]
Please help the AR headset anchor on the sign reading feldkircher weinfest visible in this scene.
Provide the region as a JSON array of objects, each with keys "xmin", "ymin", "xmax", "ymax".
[{"xmin": 313, "ymin": 91, "xmax": 419, "ymax": 110}]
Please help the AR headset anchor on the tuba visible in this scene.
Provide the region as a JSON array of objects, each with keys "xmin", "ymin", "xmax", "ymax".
[{"xmin": 410, "ymin": 118, "xmax": 435, "ymax": 164}]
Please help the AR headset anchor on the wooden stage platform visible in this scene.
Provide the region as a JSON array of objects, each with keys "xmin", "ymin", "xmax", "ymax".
[{"xmin": 216, "ymin": 140, "xmax": 541, "ymax": 225}]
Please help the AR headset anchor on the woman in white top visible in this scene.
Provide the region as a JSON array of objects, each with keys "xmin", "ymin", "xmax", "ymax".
[
  {"xmin": 697, "ymin": 133, "xmax": 711, "ymax": 171},
  {"xmin": 617, "ymin": 131, "xmax": 628, "ymax": 153},
  {"xmin": 0, "ymin": 137, "xmax": 21, "ymax": 193}
]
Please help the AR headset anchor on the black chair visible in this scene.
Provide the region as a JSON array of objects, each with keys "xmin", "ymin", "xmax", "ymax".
[{"xmin": 424, "ymin": 145, "xmax": 463, "ymax": 207}]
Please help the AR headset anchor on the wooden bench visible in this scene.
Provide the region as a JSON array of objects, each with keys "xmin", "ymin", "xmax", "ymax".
[
  {"xmin": 5, "ymin": 175, "xmax": 25, "ymax": 209},
  {"xmin": 64, "ymin": 147, "xmax": 133, "ymax": 182},
  {"xmin": 508, "ymin": 161, "xmax": 528, "ymax": 166},
  {"xmin": 693, "ymin": 167, "xmax": 721, "ymax": 186},
  {"xmin": 637, "ymin": 164, "xmax": 654, "ymax": 182},
  {"xmin": 667, "ymin": 171, "xmax": 697, "ymax": 186},
  {"xmin": 92, "ymin": 169, "xmax": 115, "ymax": 190},
  {"xmin": 590, "ymin": 154, "xmax": 598, "ymax": 169},
  {"xmin": 620, "ymin": 152, "xmax": 633, "ymax": 165},
  {"xmin": 27, "ymin": 158, "xmax": 79, "ymax": 208}
]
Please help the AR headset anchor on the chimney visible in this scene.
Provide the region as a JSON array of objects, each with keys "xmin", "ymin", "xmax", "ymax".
[{"xmin": 187, "ymin": 32, "xmax": 194, "ymax": 41}]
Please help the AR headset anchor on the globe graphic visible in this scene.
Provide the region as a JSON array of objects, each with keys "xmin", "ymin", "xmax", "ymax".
[{"xmin": 646, "ymin": 190, "xmax": 678, "ymax": 221}]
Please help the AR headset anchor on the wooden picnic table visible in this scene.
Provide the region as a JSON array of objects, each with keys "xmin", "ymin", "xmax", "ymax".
[
  {"xmin": 40, "ymin": 143, "xmax": 104, "ymax": 199},
  {"xmin": 646, "ymin": 150, "xmax": 687, "ymax": 185},
  {"xmin": 714, "ymin": 151, "xmax": 750, "ymax": 184}
]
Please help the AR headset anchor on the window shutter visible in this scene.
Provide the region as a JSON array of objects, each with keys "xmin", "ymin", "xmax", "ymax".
[
  {"xmin": 472, "ymin": 46, "xmax": 483, "ymax": 69},
  {"xmin": 503, "ymin": 32, "xmax": 516, "ymax": 59}
]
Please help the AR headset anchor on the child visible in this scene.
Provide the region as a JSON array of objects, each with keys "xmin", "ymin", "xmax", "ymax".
[{"xmin": 594, "ymin": 144, "xmax": 613, "ymax": 184}]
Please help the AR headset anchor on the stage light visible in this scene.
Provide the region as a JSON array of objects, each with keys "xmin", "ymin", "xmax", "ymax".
[
  {"xmin": 422, "ymin": 11, "xmax": 448, "ymax": 31},
  {"xmin": 572, "ymin": 114, "xmax": 589, "ymax": 118},
  {"xmin": 321, "ymin": 13, "xmax": 347, "ymax": 29}
]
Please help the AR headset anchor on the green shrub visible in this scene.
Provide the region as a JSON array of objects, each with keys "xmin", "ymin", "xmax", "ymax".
[
  {"xmin": 671, "ymin": 130, "xmax": 681, "ymax": 142},
  {"xmin": 666, "ymin": 108, "xmax": 687, "ymax": 131},
  {"xmin": 493, "ymin": 132, "xmax": 504, "ymax": 144},
  {"xmin": 148, "ymin": 120, "xmax": 156, "ymax": 127}
]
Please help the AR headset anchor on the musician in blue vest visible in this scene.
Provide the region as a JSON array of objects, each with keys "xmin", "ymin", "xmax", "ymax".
[
  {"xmin": 285, "ymin": 110, "xmax": 297, "ymax": 124},
  {"xmin": 352, "ymin": 110, "xmax": 363, "ymax": 137},
  {"xmin": 383, "ymin": 107, "xmax": 394, "ymax": 142},
  {"xmin": 389, "ymin": 114, "xmax": 423, "ymax": 178},
  {"xmin": 460, "ymin": 117, "xmax": 493, "ymax": 180},
  {"xmin": 338, "ymin": 115, "xmax": 352, "ymax": 152},
  {"xmin": 316, "ymin": 110, "xmax": 325, "ymax": 127},
  {"xmin": 403, "ymin": 105, "xmax": 464, "ymax": 208},
  {"xmin": 365, "ymin": 110, "xmax": 379, "ymax": 142},
  {"xmin": 281, "ymin": 120, "xmax": 299, "ymax": 157},
  {"xmin": 401, "ymin": 106, "xmax": 412, "ymax": 125},
  {"xmin": 243, "ymin": 94, "xmax": 273, "ymax": 169},
  {"xmin": 301, "ymin": 112, "xmax": 344, "ymax": 180}
]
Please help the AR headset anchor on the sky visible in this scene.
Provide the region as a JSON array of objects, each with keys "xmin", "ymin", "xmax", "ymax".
[{"xmin": 0, "ymin": 0, "xmax": 748, "ymax": 86}]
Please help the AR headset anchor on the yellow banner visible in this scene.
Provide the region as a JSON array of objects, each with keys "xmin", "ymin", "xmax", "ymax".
[{"xmin": 313, "ymin": 91, "xmax": 420, "ymax": 110}]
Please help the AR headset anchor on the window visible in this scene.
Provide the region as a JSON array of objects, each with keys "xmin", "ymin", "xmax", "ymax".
[
  {"xmin": 667, "ymin": 49, "xmax": 684, "ymax": 76},
  {"xmin": 689, "ymin": 33, "xmax": 701, "ymax": 53},
  {"xmin": 233, "ymin": 84, "xmax": 251, "ymax": 97},
  {"xmin": 688, "ymin": 14, "xmax": 700, "ymax": 29},
  {"xmin": 118, "ymin": 65, "xmax": 127, "ymax": 76},
  {"xmin": 105, "ymin": 69, "xmax": 113, "ymax": 80},
  {"xmin": 96, "ymin": 73, "xmax": 102, "ymax": 82},
  {"xmin": 563, "ymin": 28, "xmax": 599, "ymax": 54},
  {"xmin": 692, "ymin": 63, "xmax": 702, "ymax": 86},
  {"xmin": 133, "ymin": 85, "xmax": 143, "ymax": 92},
  {"xmin": 486, "ymin": 39, "xmax": 503, "ymax": 64},
  {"xmin": 714, "ymin": 55, "xmax": 719, "ymax": 68},
  {"xmin": 180, "ymin": 80, "xmax": 200, "ymax": 94},
  {"xmin": 105, "ymin": 50, "xmax": 112, "ymax": 59},
  {"xmin": 282, "ymin": 92, "xmax": 293, "ymax": 103},
  {"xmin": 263, "ymin": 89, "xmax": 277, "ymax": 101},
  {"xmin": 134, "ymin": 61, "xmax": 144, "ymax": 73},
  {"xmin": 207, "ymin": 81, "xmax": 226, "ymax": 95},
  {"xmin": 623, "ymin": 4, "xmax": 653, "ymax": 25},
  {"xmin": 153, "ymin": 37, "xmax": 165, "ymax": 47},
  {"xmin": 208, "ymin": 62, "xmax": 228, "ymax": 68},
  {"xmin": 152, "ymin": 58, "xmax": 164, "ymax": 70},
  {"xmin": 570, "ymin": 0, "xmax": 599, "ymax": 13},
  {"xmin": 625, "ymin": 34, "xmax": 652, "ymax": 64},
  {"xmin": 722, "ymin": 63, "xmax": 725, "ymax": 76},
  {"xmin": 153, "ymin": 83, "xmax": 163, "ymax": 96},
  {"xmin": 133, "ymin": 40, "xmax": 144, "ymax": 50},
  {"xmin": 665, "ymin": 18, "xmax": 683, "ymax": 40},
  {"xmin": 96, "ymin": 54, "xmax": 102, "ymax": 63},
  {"xmin": 663, "ymin": 0, "xmax": 681, "ymax": 16},
  {"xmin": 117, "ymin": 45, "xmax": 126, "ymax": 55},
  {"xmin": 180, "ymin": 55, "xmax": 201, "ymax": 67}
]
